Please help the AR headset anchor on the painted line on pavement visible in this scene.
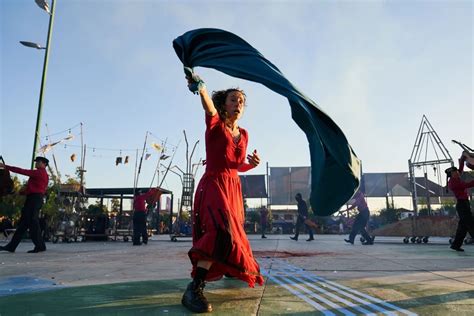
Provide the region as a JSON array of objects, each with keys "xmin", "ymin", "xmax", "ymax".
[{"xmin": 259, "ymin": 257, "xmax": 417, "ymax": 316}]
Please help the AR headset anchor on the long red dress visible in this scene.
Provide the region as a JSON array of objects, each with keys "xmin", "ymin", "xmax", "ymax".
[{"xmin": 189, "ymin": 113, "xmax": 264, "ymax": 287}]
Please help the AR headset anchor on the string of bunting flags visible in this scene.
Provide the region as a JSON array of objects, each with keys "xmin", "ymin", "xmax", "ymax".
[{"xmin": 37, "ymin": 123, "xmax": 177, "ymax": 167}]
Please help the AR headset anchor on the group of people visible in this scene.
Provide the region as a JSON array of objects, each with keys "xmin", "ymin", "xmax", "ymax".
[{"xmin": 1, "ymin": 69, "xmax": 473, "ymax": 315}]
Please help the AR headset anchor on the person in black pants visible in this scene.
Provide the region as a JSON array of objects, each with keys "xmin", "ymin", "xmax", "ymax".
[
  {"xmin": 446, "ymin": 153, "xmax": 474, "ymax": 252},
  {"xmin": 344, "ymin": 190, "xmax": 373, "ymax": 245},
  {"xmin": 132, "ymin": 189, "xmax": 156, "ymax": 245},
  {"xmin": 290, "ymin": 193, "xmax": 314, "ymax": 241},
  {"xmin": 260, "ymin": 206, "xmax": 269, "ymax": 238},
  {"xmin": 0, "ymin": 157, "xmax": 49, "ymax": 253}
]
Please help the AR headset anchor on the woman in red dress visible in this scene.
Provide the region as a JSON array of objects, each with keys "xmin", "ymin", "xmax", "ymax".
[{"xmin": 182, "ymin": 72, "xmax": 264, "ymax": 313}]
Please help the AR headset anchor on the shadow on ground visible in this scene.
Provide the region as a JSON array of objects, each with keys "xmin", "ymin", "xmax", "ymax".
[{"xmin": 0, "ymin": 278, "xmax": 264, "ymax": 316}]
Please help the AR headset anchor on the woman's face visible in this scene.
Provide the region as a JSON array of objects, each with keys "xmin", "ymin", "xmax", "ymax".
[{"xmin": 224, "ymin": 91, "xmax": 245, "ymax": 121}]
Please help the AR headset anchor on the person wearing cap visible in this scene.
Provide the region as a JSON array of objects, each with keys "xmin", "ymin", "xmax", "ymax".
[
  {"xmin": 0, "ymin": 157, "xmax": 49, "ymax": 253},
  {"xmin": 446, "ymin": 154, "xmax": 474, "ymax": 252}
]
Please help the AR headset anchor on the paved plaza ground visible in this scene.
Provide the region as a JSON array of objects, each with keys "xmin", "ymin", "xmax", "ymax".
[{"xmin": 0, "ymin": 234, "xmax": 473, "ymax": 315}]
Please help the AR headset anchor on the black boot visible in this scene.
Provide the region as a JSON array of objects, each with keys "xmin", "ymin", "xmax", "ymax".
[
  {"xmin": 362, "ymin": 237, "xmax": 374, "ymax": 245},
  {"xmin": 0, "ymin": 245, "xmax": 14, "ymax": 253},
  {"xmin": 182, "ymin": 280, "xmax": 212, "ymax": 313}
]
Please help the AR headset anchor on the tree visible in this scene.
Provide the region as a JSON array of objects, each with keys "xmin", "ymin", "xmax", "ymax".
[
  {"xmin": 246, "ymin": 210, "xmax": 260, "ymax": 225},
  {"xmin": 418, "ymin": 208, "xmax": 430, "ymax": 216},
  {"xmin": 0, "ymin": 176, "xmax": 25, "ymax": 220},
  {"xmin": 378, "ymin": 207, "xmax": 399, "ymax": 225},
  {"xmin": 110, "ymin": 198, "xmax": 121, "ymax": 213},
  {"xmin": 87, "ymin": 201, "xmax": 108, "ymax": 216}
]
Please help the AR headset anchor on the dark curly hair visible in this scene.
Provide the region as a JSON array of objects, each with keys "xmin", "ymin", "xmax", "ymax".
[{"xmin": 211, "ymin": 88, "xmax": 246, "ymax": 120}]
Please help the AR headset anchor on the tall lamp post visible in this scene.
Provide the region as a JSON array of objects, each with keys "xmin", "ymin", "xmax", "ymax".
[{"xmin": 20, "ymin": 0, "xmax": 56, "ymax": 169}]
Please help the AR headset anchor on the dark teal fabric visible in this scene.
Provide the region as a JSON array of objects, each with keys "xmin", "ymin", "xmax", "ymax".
[{"xmin": 173, "ymin": 28, "xmax": 361, "ymax": 216}]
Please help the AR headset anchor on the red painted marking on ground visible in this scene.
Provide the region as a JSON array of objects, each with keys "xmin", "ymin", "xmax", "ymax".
[{"xmin": 253, "ymin": 251, "xmax": 339, "ymax": 258}]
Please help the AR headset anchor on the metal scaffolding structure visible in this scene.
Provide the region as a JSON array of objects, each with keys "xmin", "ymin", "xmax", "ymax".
[{"xmin": 408, "ymin": 115, "xmax": 453, "ymax": 214}]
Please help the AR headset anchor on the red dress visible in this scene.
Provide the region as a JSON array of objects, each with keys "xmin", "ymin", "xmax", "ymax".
[{"xmin": 189, "ymin": 113, "xmax": 264, "ymax": 287}]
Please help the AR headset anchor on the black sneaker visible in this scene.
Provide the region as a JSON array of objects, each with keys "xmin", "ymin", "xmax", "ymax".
[
  {"xmin": 290, "ymin": 236, "xmax": 298, "ymax": 241},
  {"xmin": 0, "ymin": 246, "xmax": 14, "ymax": 253},
  {"xmin": 27, "ymin": 247, "xmax": 46, "ymax": 253},
  {"xmin": 261, "ymin": 235, "xmax": 267, "ymax": 239},
  {"xmin": 344, "ymin": 239, "xmax": 354, "ymax": 245},
  {"xmin": 450, "ymin": 246, "xmax": 465, "ymax": 252},
  {"xmin": 306, "ymin": 238, "xmax": 314, "ymax": 241},
  {"xmin": 182, "ymin": 280, "xmax": 212, "ymax": 313}
]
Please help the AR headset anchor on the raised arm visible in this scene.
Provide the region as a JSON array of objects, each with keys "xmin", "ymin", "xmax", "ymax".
[
  {"xmin": 3, "ymin": 165, "xmax": 36, "ymax": 177},
  {"xmin": 197, "ymin": 86, "xmax": 217, "ymax": 116},
  {"xmin": 185, "ymin": 70, "xmax": 217, "ymax": 116}
]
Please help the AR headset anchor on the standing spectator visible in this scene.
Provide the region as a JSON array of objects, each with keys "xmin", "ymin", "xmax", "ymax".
[
  {"xmin": 260, "ymin": 206, "xmax": 269, "ymax": 238},
  {"xmin": 0, "ymin": 157, "xmax": 49, "ymax": 253},
  {"xmin": 132, "ymin": 189, "xmax": 156, "ymax": 245}
]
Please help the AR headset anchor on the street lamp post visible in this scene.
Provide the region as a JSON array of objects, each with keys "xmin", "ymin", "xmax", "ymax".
[{"xmin": 21, "ymin": 0, "xmax": 56, "ymax": 169}]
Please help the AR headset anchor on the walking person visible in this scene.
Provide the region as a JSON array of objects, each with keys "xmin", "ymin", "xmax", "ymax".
[
  {"xmin": 0, "ymin": 157, "xmax": 49, "ymax": 253},
  {"xmin": 290, "ymin": 193, "xmax": 314, "ymax": 241},
  {"xmin": 446, "ymin": 154, "xmax": 474, "ymax": 252},
  {"xmin": 344, "ymin": 190, "xmax": 373, "ymax": 245},
  {"xmin": 181, "ymin": 70, "xmax": 264, "ymax": 313},
  {"xmin": 260, "ymin": 206, "xmax": 269, "ymax": 238}
]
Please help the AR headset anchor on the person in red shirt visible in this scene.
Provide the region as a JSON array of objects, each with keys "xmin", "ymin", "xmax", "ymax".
[
  {"xmin": 446, "ymin": 154, "xmax": 474, "ymax": 252},
  {"xmin": 132, "ymin": 189, "xmax": 156, "ymax": 246},
  {"xmin": 0, "ymin": 157, "xmax": 49, "ymax": 253}
]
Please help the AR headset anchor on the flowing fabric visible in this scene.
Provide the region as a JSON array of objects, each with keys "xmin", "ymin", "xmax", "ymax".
[{"xmin": 173, "ymin": 28, "xmax": 360, "ymax": 216}]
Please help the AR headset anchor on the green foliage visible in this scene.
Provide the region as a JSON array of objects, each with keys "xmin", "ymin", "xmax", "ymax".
[
  {"xmin": 110, "ymin": 198, "xmax": 121, "ymax": 212},
  {"xmin": 87, "ymin": 201, "xmax": 108, "ymax": 216},
  {"xmin": 418, "ymin": 208, "xmax": 430, "ymax": 216},
  {"xmin": 42, "ymin": 188, "xmax": 61, "ymax": 221},
  {"xmin": 246, "ymin": 210, "xmax": 260, "ymax": 224},
  {"xmin": 378, "ymin": 207, "xmax": 399, "ymax": 225},
  {"xmin": 0, "ymin": 176, "xmax": 25, "ymax": 220},
  {"xmin": 180, "ymin": 209, "xmax": 190, "ymax": 222}
]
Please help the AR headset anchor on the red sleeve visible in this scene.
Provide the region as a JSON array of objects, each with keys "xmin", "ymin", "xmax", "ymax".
[
  {"xmin": 6, "ymin": 165, "xmax": 36, "ymax": 177},
  {"xmin": 205, "ymin": 112, "xmax": 220, "ymax": 130},
  {"xmin": 238, "ymin": 163, "xmax": 254, "ymax": 172},
  {"xmin": 143, "ymin": 189, "xmax": 157, "ymax": 200},
  {"xmin": 450, "ymin": 178, "xmax": 474, "ymax": 191}
]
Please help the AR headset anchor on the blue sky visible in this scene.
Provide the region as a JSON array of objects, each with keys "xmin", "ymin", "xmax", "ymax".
[{"xmin": 1, "ymin": 0, "xmax": 472, "ymax": 210}]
